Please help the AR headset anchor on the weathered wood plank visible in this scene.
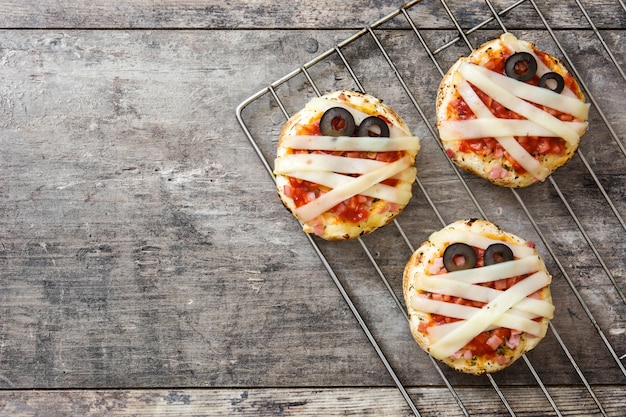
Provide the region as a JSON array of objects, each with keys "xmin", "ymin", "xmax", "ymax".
[
  {"xmin": 2, "ymin": 25, "xmax": 626, "ymax": 392},
  {"xmin": 0, "ymin": 0, "xmax": 623, "ymax": 30},
  {"xmin": 0, "ymin": 0, "xmax": 625, "ymax": 411},
  {"xmin": 1, "ymin": 386, "xmax": 625, "ymax": 416},
  {"xmin": 0, "ymin": 29, "xmax": 390, "ymax": 389}
]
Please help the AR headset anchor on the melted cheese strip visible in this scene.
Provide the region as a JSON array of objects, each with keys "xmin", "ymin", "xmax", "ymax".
[
  {"xmin": 425, "ymin": 313, "xmax": 545, "ymax": 343},
  {"xmin": 412, "ymin": 297, "xmax": 547, "ymax": 339},
  {"xmin": 282, "ymin": 135, "xmax": 420, "ymax": 153},
  {"xmin": 285, "ymin": 168, "xmax": 414, "ymax": 203},
  {"xmin": 458, "ymin": 62, "xmax": 581, "ymax": 145},
  {"xmin": 460, "ymin": 62, "xmax": 589, "ymax": 121},
  {"xmin": 417, "ymin": 275, "xmax": 554, "ymax": 318},
  {"xmin": 305, "ymin": 97, "xmax": 409, "ymax": 138},
  {"xmin": 428, "ymin": 229, "xmax": 536, "ymax": 259},
  {"xmin": 439, "ymin": 119, "xmax": 588, "ymax": 140},
  {"xmin": 455, "ymin": 79, "xmax": 551, "ymax": 180},
  {"xmin": 274, "ymin": 154, "xmax": 386, "ymax": 175},
  {"xmin": 435, "ymin": 255, "xmax": 542, "ymax": 284},
  {"xmin": 427, "ymin": 270, "xmax": 551, "ymax": 358},
  {"xmin": 295, "ymin": 155, "xmax": 412, "ymax": 222}
]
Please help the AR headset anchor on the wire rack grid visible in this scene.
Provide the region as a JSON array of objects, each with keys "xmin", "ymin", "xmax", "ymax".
[{"xmin": 236, "ymin": 0, "xmax": 625, "ymax": 415}]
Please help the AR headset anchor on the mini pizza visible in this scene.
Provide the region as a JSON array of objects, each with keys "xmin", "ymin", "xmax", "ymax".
[
  {"xmin": 436, "ymin": 33, "xmax": 590, "ymax": 187},
  {"xmin": 274, "ymin": 90, "xmax": 420, "ymax": 240},
  {"xmin": 402, "ymin": 219, "xmax": 554, "ymax": 375}
]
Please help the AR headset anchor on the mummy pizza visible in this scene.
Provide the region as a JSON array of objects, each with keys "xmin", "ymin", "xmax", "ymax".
[
  {"xmin": 403, "ymin": 219, "xmax": 554, "ymax": 374},
  {"xmin": 436, "ymin": 33, "xmax": 590, "ymax": 187},
  {"xmin": 273, "ymin": 90, "xmax": 420, "ymax": 240}
]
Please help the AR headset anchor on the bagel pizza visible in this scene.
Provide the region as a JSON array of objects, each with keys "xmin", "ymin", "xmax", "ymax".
[
  {"xmin": 403, "ymin": 219, "xmax": 554, "ymax": 374},
  {"xmin": 436, "ymin": 33, "xmax": 589, "ymax": 187},
  {"xmin": 274, "ymin": 90, "xmax": 420, "ymax": 240}
]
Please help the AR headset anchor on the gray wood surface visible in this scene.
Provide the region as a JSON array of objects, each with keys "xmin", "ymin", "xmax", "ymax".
[{"xmin": 1, "ymin": 0, "xmax": 625, "ymax": 415}]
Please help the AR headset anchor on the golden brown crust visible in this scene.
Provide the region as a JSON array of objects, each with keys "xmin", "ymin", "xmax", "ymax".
[
  {"xmin": 275, "ymin": 90, "xmax": 418, "ymax": 240},
  {"xmin": 436, "ymin": 33, "xmax": 587, "ymax": 187},
  {"xmin": 403, "ymin": 219, "xmax": 553, "ymax": 375}
]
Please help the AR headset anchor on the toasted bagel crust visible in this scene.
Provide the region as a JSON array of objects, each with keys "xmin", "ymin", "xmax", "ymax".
[
  {"xmin": 403, "ymin": 219, "xmax": 553, "ymax": 374},
  {"xmin": 436, "ymin": 34, "xmax": 587, "ymax": 187}
]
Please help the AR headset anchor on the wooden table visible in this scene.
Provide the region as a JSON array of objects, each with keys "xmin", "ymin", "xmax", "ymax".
[{"xmin": 1, "ymin": 0, "xmax": 625, "ymax": 415}]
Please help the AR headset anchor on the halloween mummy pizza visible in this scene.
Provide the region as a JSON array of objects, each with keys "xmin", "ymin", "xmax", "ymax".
[
  {"xmin": 403, "ymin": 219, "xmax": 554, "ymax": 374},
  {"xmin": 274, "ymin": 90, "xmax": 420, "ymax": 240},
  {"xmin": 436, "ymin": 33, "xmax": 590, "ymax": 187}
]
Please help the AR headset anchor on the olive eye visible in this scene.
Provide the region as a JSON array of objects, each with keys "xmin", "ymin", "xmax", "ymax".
[
  {"xmin": 484, "ymin": 243, "xmax": 514, "ymax": 266},
  {"xmin": 320, "ymin": 107, "xmax": 356, "ymax": 137},
  {"xmin": 443, "ymin": 243, "xmax": 477, "ymax": 272},
  {"xmin": 357, "ymin": 116, "xmax": 390, "ymax": 137},
  {"xmin": 505, "ymin": 52, "xmax": 538, "ymax": 82},
  {"xmin": 539, "ymin": 72, "xmax": 565, "ymax": 94}
]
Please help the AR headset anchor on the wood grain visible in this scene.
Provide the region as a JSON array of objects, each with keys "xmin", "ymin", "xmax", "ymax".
[
  {"xmin": 0, "ymin": 0, "xmax": 625, "ymax": 415},
  {"xmin": 1, "ymin": 386, "xmax": 626, "ymax": 416},
  {"xmin": 0, "ymin": 0, "xmax": 624, "ymax": 29}
]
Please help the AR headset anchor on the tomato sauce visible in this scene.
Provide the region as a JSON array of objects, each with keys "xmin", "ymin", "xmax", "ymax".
[
  {"xmin": 451, "ymin": 49, "xmax": 577, "ymax": 174},
  {"xmin": 287, "ymin": 118, "xmax": 404, "ymax": 223}
]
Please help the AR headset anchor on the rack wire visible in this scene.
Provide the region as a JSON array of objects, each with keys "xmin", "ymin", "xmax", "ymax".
[{"xmin": 236, "ymin": 0, "xmax": 625, "ymax": 415}]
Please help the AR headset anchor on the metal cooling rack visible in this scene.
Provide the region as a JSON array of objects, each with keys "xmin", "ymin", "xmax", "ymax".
[{"xmin": 236, "ymin": 0, "xmax": 626, "ymax": 415}]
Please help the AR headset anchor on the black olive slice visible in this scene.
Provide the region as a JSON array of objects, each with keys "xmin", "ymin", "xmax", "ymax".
[
  {"xmin": 504, "ymin": 52, "xmax": 538, "ymax": 82},
  {"xmin": 443, "ymin": 243, "xmax": 477, "ymax": 272},
  {"xmin": 320, "ymin": 107, "xmax": 356, "ymax": 137},
  {"xmin": 539, "ymin": 72, "xmax": 565, "ymax": 94},
  {"xmin": 357, "ymin": 116, "xmax": 390, "ymax": 138},
  {"xmin": 484, "ymin": 243, "xmax": 514, "ymax": 266}
]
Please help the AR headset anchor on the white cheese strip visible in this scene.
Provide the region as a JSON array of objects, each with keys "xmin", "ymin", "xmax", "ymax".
[
  {"xmin": 438, "ymin": 119, "xmax": 588, "ymax": 140},
  {"xmin": 284, "ymin": 165, "xmax": 416, "ymax": 184},
  {"xmin": 458, "ymin": 62, "xmax": 581, "ymax": 145},
  {"xmin": 294, "ymin": 155, "xmax": 412, "ymax": 222},
  {"xmin": 282, "ymin": 135, "xmax": 420, "ymax": 153},
  {"xmin": 274, "ymin": 153, "xmax": 386, "ymax": 175},
  {"xmin": 284, "ymin": 169, "xmax": 413, "ymax": 203},
  {"xmin": 425, "ymin": 321, "xmax": 465, "ymax": 343},
  {"xmin": 417, "ymin": 275, "xmax": 555, "ymax": 318},
  {"xmin": 429, "ymin": 229, "xmax": 536, "ymax": 259},
  {"xmin": 305, "ymin": 97, "xmax": 409, "ymax": 138},
  {"xmin": 501, "ymin": 32, "xmax": 579, "ymax": 99},
  {"xmin": 284, "ymin": 165, "xmax": 417, "ymax": 188},
  {"xmin": 460, "ymin": 62, "xmax": 589, "ymax": 121},
  {"xmin": 455, "ymin": 79, "xmax": 551, "ymax": 181},
  {"xmin": 411, "ymin": 297, "xmax": 547, "ymax": 338},
  {"xmin": 427, "ymin": 271, "xmax": 551, "ymax": 359},
  {"xmin": 437, "ymin": 255, "xmax": 543, "ymax": 284}
]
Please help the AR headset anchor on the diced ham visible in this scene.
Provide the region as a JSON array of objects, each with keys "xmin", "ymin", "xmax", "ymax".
[
  {"xmin": 486, "ymin": 334, "xmax": 504, "ymax": 351},
  {"xmin": 450, "ymin": 350, "xmax": 463, "ymax": 359},
  {"xmin": 333, "ymin": 202, "xmax": 347, "ymax": 216},
  {"xmin": 496, "ymin": 355, "xmax": 511, "ymax": 365},
  {"xmin": 429, "ymin": 257, "xmax": 445, "ymax": 275},
  {"xmin": 506, "ymin": 332, "xmax": 521, "ymax": 349},
  {"xmin": 488, "ymin": 163, "xmax": 509, "ymax": 179},
  {"xmin": 311, "ymin": 222, "xmax": 325, "ymax": 236},
  {"xmin": 464, "ymin": 349, "xmax": 473, "ymax": 359},
  {"xmin": 284, "ymin": 184, "xmax": 295, "ymax": 198},
  {"xmin": 494, "ymin": 278, "xmax": 508, "ymax": 290}
]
